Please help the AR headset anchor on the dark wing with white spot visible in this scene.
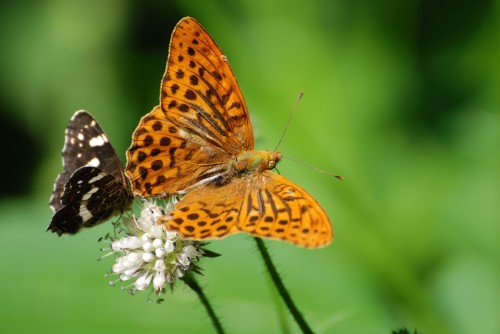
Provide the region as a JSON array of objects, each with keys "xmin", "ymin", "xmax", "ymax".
[
  {"xmin": 47, "ymin": 166, "xmax": 134, "ymax": 236},
  {"xmin": 50, "ymin": 110, "xmax": 125, "ymax": 212}
]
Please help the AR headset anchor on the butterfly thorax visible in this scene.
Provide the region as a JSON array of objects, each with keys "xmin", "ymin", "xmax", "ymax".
[{"xmin": 234, "ymin": 150, "xmax": 282, "ymax": 175}]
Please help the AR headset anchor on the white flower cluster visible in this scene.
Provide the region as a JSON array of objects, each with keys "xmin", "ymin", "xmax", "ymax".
[{"xmin": 106, "ymin": 200, "xmax": 205, "ymax": 295}]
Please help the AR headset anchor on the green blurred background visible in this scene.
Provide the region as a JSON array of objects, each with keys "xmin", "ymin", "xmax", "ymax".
[{"xmin": 0, "ymin": 0, "xmax": 498, "ymax": 333}]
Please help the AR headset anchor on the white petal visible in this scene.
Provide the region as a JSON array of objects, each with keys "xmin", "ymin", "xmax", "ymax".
[
  {"xmin": 183, "ymin": 245, "xmax": 201, "ymax": 258},
  {"xmin": 119, "ymin": 273, "xmax": 132, "ymax": 281},
  {"xmin": 134, "ymin": 273, "xmax": 153, "ymax": 291},
  {"xmin": 166, "ymin": 231, "xmax": 178, "ymax": 240},
  {"xmin": 123, "ymin": 267, "xmax": 140, "ymax": 277},
  {"xmin": 152, "ymin": 238, "xmax": 163, "ymax": 248},
  {"xmin": 143, "ymin": 241, "xmax": 154, "ymax": 252},
  {"xmin": 164, "ymin": 240, "xmax": 175, "ymax": 253},
  {"xmin": 137, "ymin": 217, "xmax": 153, "ymax": 231},
  {"xmin": 154, "ymin": 260, "xmax": 166, "ymax": 271},
  {"xmin": 174, "ymin": 267, "xmax": 184, "ymax": 279},
  {"xmin": 112, "ymin": 262, "xmax": 125, "ymax": 273},
  {"xmin": 126, "ymin": 252, "xmax": 142, "ymax": 265},
  {"xmin": 142, "ymin": 252, "xmax": 155, "ymax": 262},
  {"xmin": 112, "ymin": 236, "xmax": 143, "ymax": 251},
  {"xmin": 113, "ymin": 256, "xmax": 132, "ymax": 273},
  {"xmin": 149, "ymin": 225, "xmax": 164, "ymax": 239},
  {"xmin": 166, "ymin": 271, "xmax": 173, "ymax": 283},
  {"xmin": 155, "ymin": 248, "xmax": 167, "ymax": 258},
  {"xmin": 177, "ymin": 253, "xmax": 190, "ymax": 267},
  {"xmin": 122, "ymin": 236, "xmax": 143, "ymax": 249},
  {"xmin": 153, "ymin": 271, "xmax": 166, "ymax": 291}
]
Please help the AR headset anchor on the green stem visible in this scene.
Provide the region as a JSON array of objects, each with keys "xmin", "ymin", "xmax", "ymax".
[
  {"xmin": 183, "ymin": 275, "xmax": 225, "ymax": 334},
  {"xmin": 269, "ymin": 277, "xmax": 290, "ymax": 333},
  {"xmin": 254, "ymin": 237, "xmax": 315, "ymax": 334}
]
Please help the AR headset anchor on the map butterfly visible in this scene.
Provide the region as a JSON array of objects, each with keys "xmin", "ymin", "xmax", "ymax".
[{"xmin": 48, "ymin": 111, "xmax": 134, "ymax": 235}]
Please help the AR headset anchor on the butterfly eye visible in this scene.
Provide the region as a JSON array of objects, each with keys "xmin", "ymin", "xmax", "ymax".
[{"xmin": 268, "ymin": 160, "xmax": 276, "ymax": 169}]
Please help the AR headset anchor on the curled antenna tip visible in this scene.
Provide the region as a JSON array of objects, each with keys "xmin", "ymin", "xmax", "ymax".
[{"xmin": 324, "ymin": 172, "xmax": 344, "ymax": 180}]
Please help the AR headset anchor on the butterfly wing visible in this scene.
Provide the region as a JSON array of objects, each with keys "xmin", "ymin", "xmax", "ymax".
[
  {"xmin": 163, "ymin": 17, "xmax": 253, "ymax": 151},
  {"xmin": 239, "ymin": 171, "xmax": 333, "ymax": 248},
  {"xmin": 50, "ymin": 111, "xmax": 126, "ymax": 212},
  {"xmin": 48, "ymin": 166, "xmax": 133, "ymax": 236},
  {"xmin": 126, "ymin": 106, "xmax": 232, "ymax": 197},
  {"xmin": 126, "ymin": 17, "xmax": 253, "ymax": 197},
  {"xmin": 158, "ymin": 171, "xmax": 332, "ymax": 248}
]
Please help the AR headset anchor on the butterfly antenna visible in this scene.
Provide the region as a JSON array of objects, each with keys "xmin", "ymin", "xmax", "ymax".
[
  {"xmin": 282, "ymin": 155, "xmax": 344, "ymax": 180},
  {"xmin": 274, "ymin": 91, "xmax": 303, "ymax": 152}
]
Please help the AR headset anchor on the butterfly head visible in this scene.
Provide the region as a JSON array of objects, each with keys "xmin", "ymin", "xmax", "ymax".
[{"xmin": 266, "ymin": 151, "xmax": 282, "ymax": 170}]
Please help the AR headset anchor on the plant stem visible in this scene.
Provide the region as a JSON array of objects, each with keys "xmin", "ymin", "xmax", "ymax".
[
  {"xmin": 183, "ymin": 275, "xmax": 225, "ymax": 334},
  {"xmin": 254, "ymin": 237, "xmax": 315, "ymax": 334}
]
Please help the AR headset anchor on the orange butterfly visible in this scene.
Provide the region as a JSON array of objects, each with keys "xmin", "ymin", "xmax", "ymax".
[{"xmin": 126, "ymin": 17, "xmax": 334, "ymax": 248}]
